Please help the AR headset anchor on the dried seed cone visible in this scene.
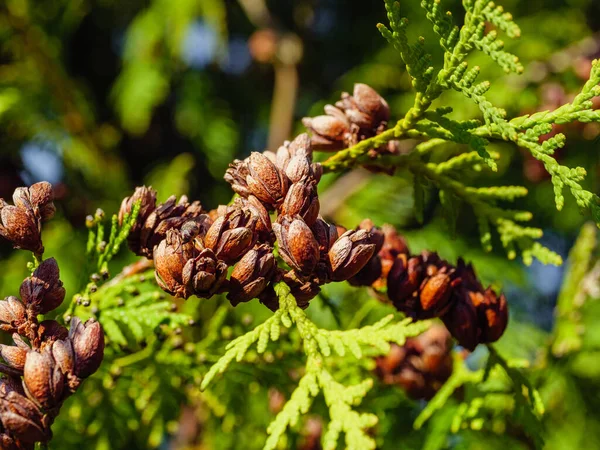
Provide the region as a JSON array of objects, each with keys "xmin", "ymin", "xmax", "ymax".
[
  {"xmin": 387, "ymin": 252, "xmax": 454, "ymax": 320},
  {"xmin": 303, "ymin": 84, "xmax": 390, "ymax": 152},
  {"xmin": 328, "ymin": 229, "xmax": 376, "ymax": 281},
  {"xmin": 19, "ymin": 259, "xmax": 65, "ymax": 315},
  {"xmin": 181, "ymin": 249, "xmax": 228, "ymax": 299},
  {"xmin": 274, "ymin": 216, "xmax": 319, "ymax": 275},
  {"xmin": 246, "ymin": 152, "xmax": 290, "ymax": 209},
  {"xmin": 125, "ymin": 192, "xmax": 205, "ymax": 258},
  {"xmin": 442, "ymin": 294, "xmax": 480, "ymax": 351},
  {"xmin": 23, "ymin": 349, "xmax": 65, "ymax": 410},
  {"xmin": 282, "ymin": 271, "xmax": 321, "ymax": 307},
  {"xmin": 0, "ymin": 182, "xmax": 55, "ymax": 256},
  {"xmin": 13, "ymin": 182, "xmax": 55, "ymax": 223},
  {"xmin": 203, "ymin": 202, "xmax": 259, "ymax": 264},
  {"xmin": 227, "ymin": 244, "xmax": 275, "ymax": 306},
  {"xmin": 337, "ymin": 83, "xmax": 390, "ymax": 131},
  {"xmin": 154, "ymin": 230, "xmax": 198, "ymax": 299},
  {"xmin": 68, "ymin": 317, "xmax": 104, "ymax": 379},
  {"xmin": 0, "ymin": 206, "xmax": 43, "ymax": 256},
  {"xmin": 224, "ymin": 159, "xmax": 251, "ymax": 198},
  {"xmin": 477, "ymin": 289, "xmax": 509, "ymax": 343},
  {"xmin": 376, "ymin": 225, "xmax": 409, "ymax": 287},
  {"xmin": 0, "ymin": 337, "xmax": 27, "ymax": 372},
  {"xmin": 302, "ymin": 113, "xmax": 350, "ymax": 151},
  {"xmin": 154, "ymin": 229, "xmax": 228, "ymax": 299},
  {"xmin": 280, "ymin": 179, "xmax": 320, "ymax": 226},
  {"xmin": 118, "ymin": 186, "xmax": 158, "ymax": 253},
  {"xmin": 0, "ymin": 383, "xmax": 49, "ymax": 444}
]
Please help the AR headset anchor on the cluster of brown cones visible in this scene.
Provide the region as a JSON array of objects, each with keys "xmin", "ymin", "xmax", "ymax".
[
  {"xmin": 119, "ymin": 82, "xmax": 508, "ymax": 348},
  {"xmin": 0, "ymin": 183, "xmax": 104, "ymax": 450},
  {"xmin": 302, "ymin": 83, "xmax": 398, "ymax": 157},
  {"xmin": 120, "ymin": 133, "xmax": 381, "ymax": 310},
  {"xmin": 348, "ymin": 226, "xmax": 508, "ymax": 351},
  {"xmin": 375, "ymin": 325, "xmax": 453, "ymax": 400}
]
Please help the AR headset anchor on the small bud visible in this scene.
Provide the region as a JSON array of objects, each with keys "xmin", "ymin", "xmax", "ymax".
[
  {"xmin": 19, "ymin": 258, "xmax": 65, "ymax": 315},
  {"xmin": 328, "ymin": 229, "xmax": 376, "ymax": 281},
  {"xmin": 274, "ymin": 216, "xmax": 319, "ymax": 275},
  {"xmin": 68, "ymin": 317, "xmax": 105, "ymax": 378},
  {"xmin": 94, "ymin": 208, "xmax": 105, "ymax": 221},
  {"xmin": 246, "ymin": 152, "xmax": 289, "ymax": 208},
  {"xmin": 227, "ymin": 244, "xmax": 275, "ymax": 305}
]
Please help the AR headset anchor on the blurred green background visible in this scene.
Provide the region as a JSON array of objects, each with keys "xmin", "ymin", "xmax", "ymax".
[{"xmin": 1, "ymin": 0, "xmax": 600, "ymax": 449}]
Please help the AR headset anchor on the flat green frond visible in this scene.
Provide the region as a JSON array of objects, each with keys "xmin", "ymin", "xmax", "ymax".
[
  {"xmin": 92, "ymin": 274, "xmax": 192, "ymax": 349},
  {"xmin": 264, "ymin": 362, "xmax": 320, "ymax": 450},
  {"xmin": 319, "ymin": 369, "xmax": 378, "ymax": 450},
  {"xmin": 406, "ymin": 158, "xmax": 559, "ymax": 265},
  {"xmin": 421, "ymin": 0, "xmax": 458, "ymax": 52},
  {"xmin": 379, "ymin": 0, "xmax": 434, "ymax": 91},
  {"xmin": 481, "ymin": 1, "xmax": 521, "ymax": 38},
  {"xmin": 422, "ymin": 111, "xmax": 495, "ymax": 168},
  {"xmin": 316, "ymin": 317, "xmax": 431, "ymax": 358},
  {"xmin": 200, "ymin": 304, "xmax": 288, "ymax": 390},
  {"xmin": 470, "ymin": 29, "xmax": 523, "ymax": 74}
]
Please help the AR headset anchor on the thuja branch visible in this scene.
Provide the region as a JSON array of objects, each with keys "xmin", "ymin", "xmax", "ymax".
[{"xmin": 200, "ymin": 281, "xmax": 429, "ymax": 450}]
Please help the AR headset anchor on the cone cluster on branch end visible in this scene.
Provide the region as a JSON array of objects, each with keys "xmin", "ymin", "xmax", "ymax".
[
  {"xmin": 118, "ymin": 82, "xmax": 509, "ymax": 350},
  {"xmin": 120, "ymin": 134, "xmax": 381, "ymax": 310},
  {"xmin": 349, "ymin": 223, "xmax": 509, "ymax": 351},
  {"xmin": 302, "ymin": 83, "xmax": 398, "ymax": 157},
  {"xmin": 0, "ymin": 183, "xmax": 105, "ymax": 449}
]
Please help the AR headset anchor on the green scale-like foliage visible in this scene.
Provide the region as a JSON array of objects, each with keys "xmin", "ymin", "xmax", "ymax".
[{"xmin": 322, "ymin": 0, "xmax": 600, "ymax": 266}]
